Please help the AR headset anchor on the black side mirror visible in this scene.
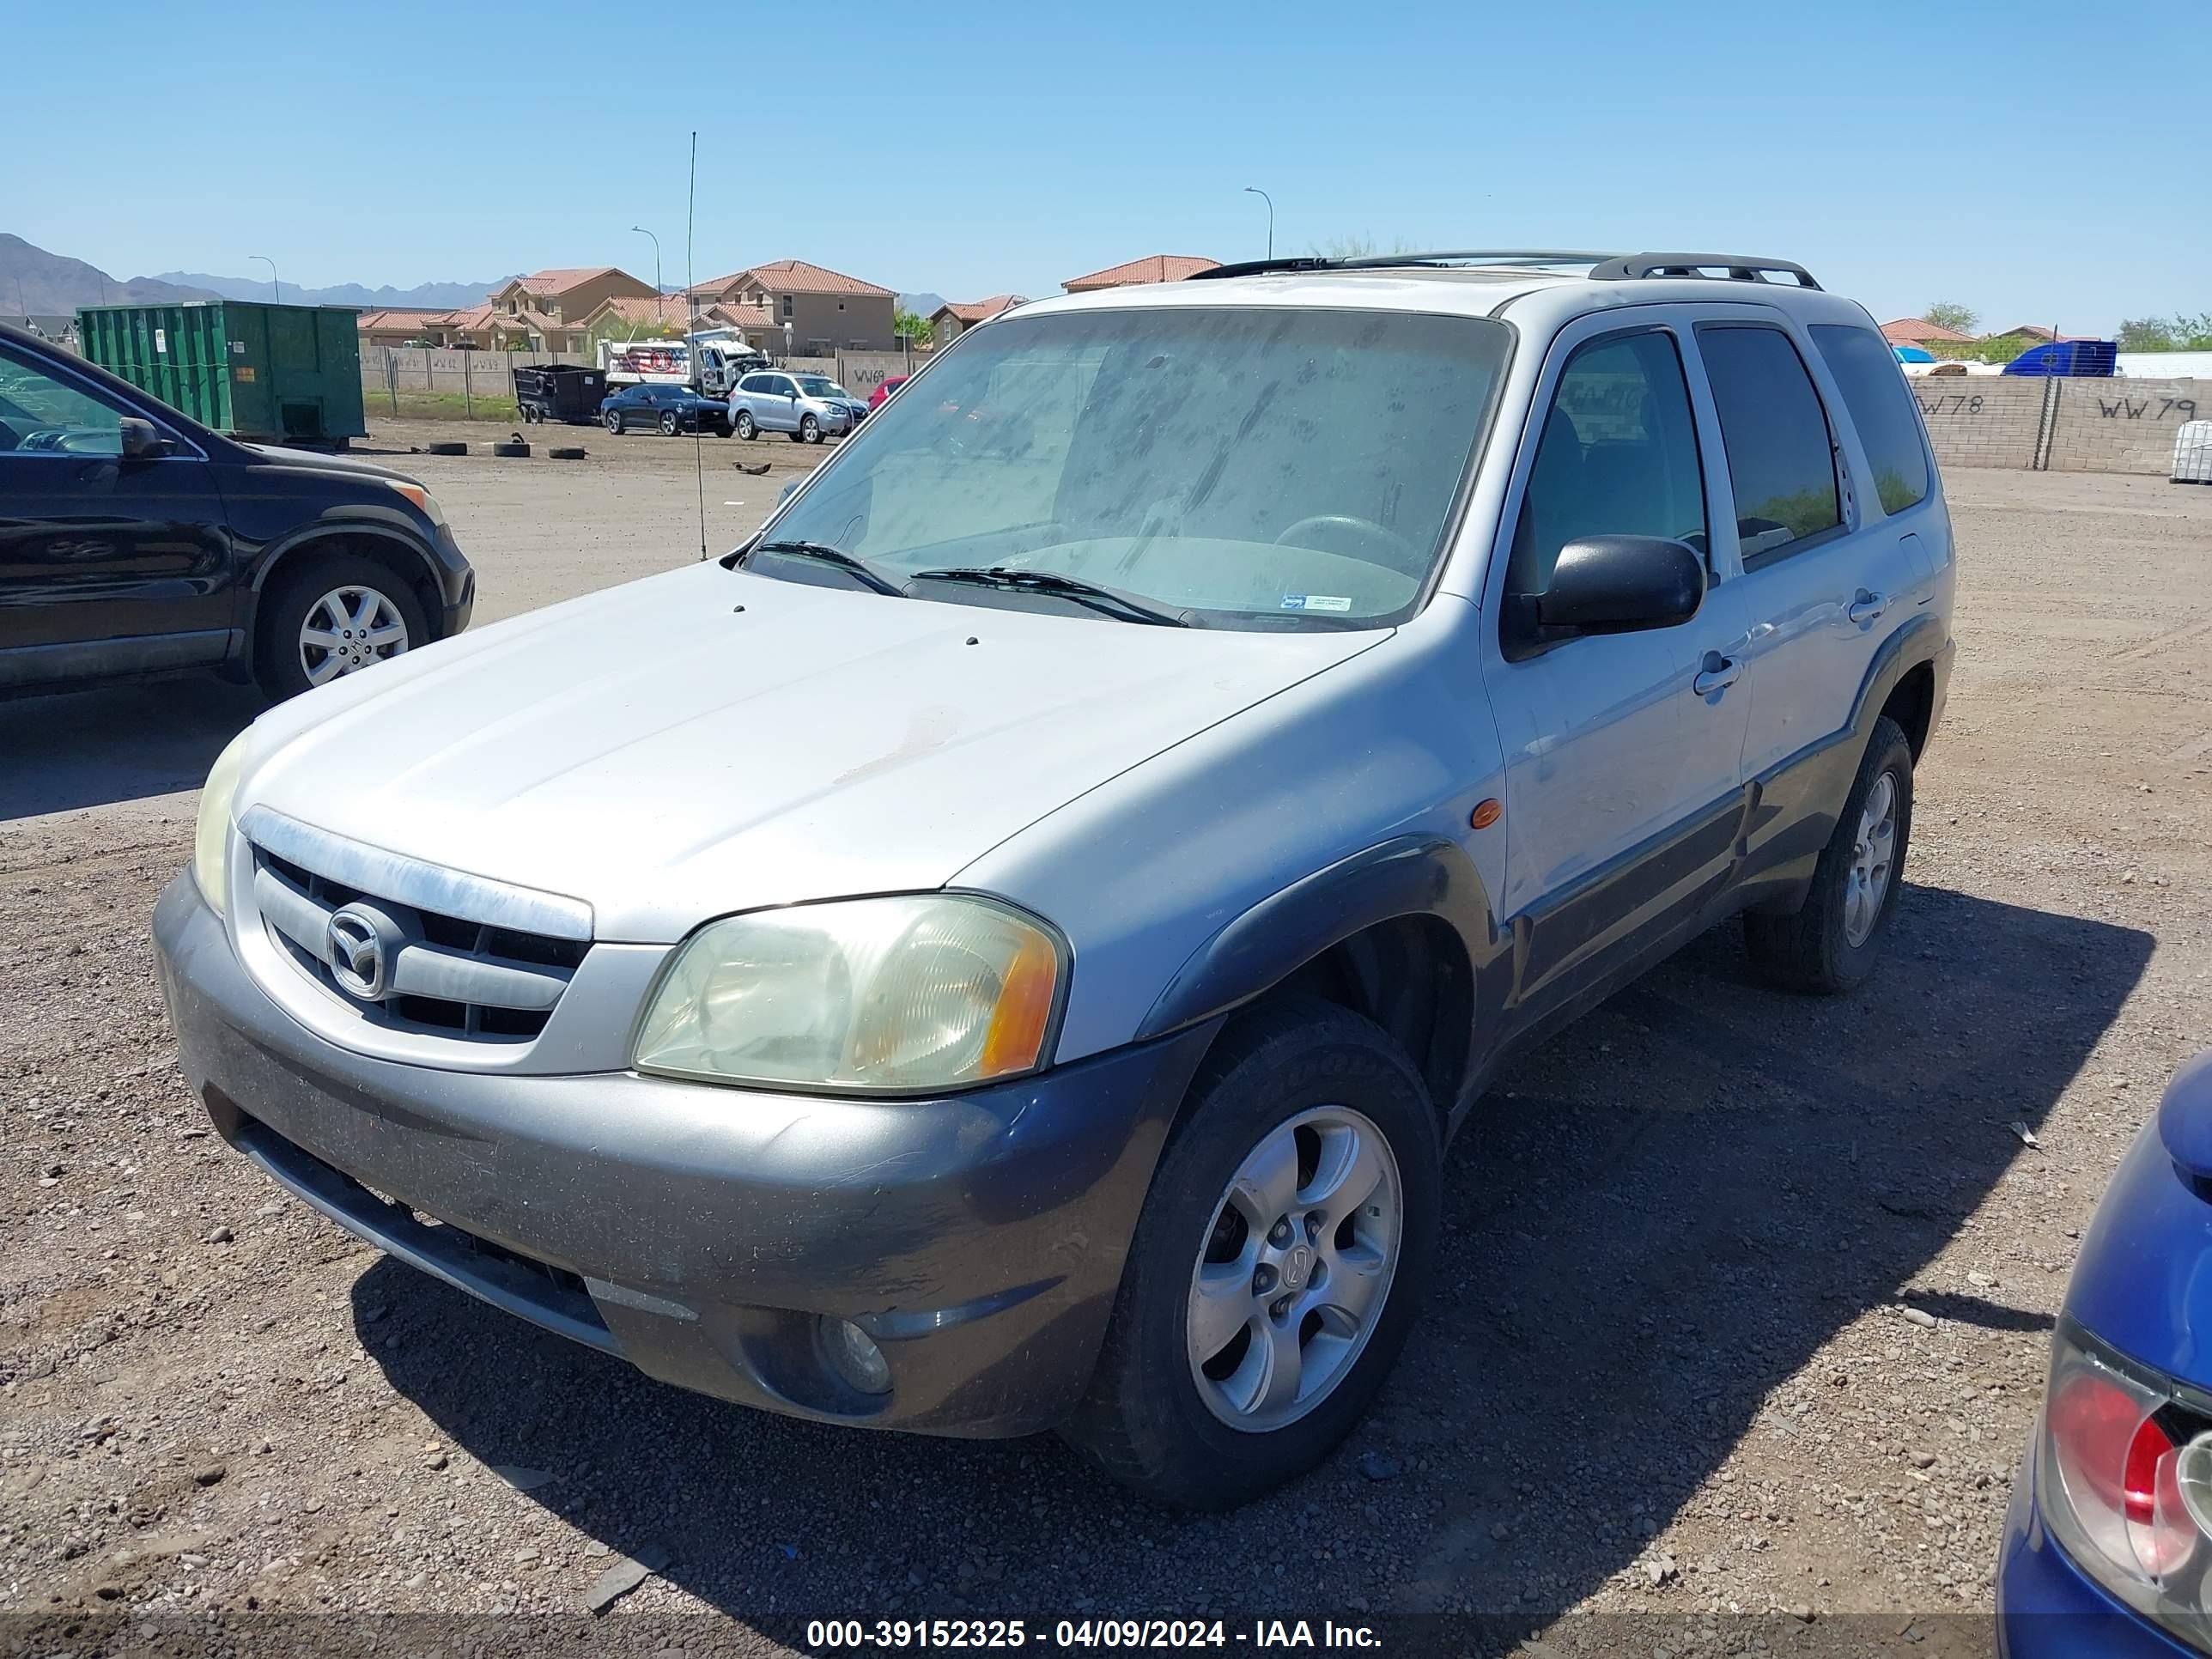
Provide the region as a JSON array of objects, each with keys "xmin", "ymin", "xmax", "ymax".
[
  {"xmin": 1534, "ymin": 535, "xmax": 1705, "ymax": 636},
  {"xmin": 118, "ymin": 416, "xmax": 167, "ymax": 460}
]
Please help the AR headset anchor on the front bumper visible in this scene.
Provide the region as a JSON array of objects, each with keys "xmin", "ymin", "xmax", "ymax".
[
  {"xmin": 154, "ymin": 874, "xmax": 1214, "ymax": 1437},
  {"xmin": 1996, "ymin": 1429, "xmax": 2203, "ymax": 1657}
]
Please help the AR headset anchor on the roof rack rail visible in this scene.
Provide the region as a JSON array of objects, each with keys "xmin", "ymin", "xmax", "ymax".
[
  {"xmin": 1588, "ymin": 252, "xmax": 1820, "ymax": 289},
  {"xmin": 1188, "ymin": 249, "xmax": 1622, "ymax": 282}
]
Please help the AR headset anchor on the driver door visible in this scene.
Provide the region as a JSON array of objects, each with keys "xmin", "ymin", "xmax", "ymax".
[{"xmin": 0, "ymin": 340, "xmax": 233, "ymax": 690}]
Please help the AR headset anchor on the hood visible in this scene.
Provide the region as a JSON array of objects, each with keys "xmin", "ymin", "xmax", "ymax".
[
  {"xmin": 239, "ymin": 562, "xmax": 1384, "ymax": 940},
  {"xmin": 245, "ymin": 442, "xmax": 424, "ymax": 487}
]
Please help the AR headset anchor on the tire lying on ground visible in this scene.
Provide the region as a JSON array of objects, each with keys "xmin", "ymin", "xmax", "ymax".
[
  {"xmin": 549, "ymin": 447, "xmax": 587, "ymax": 460},
  {"xmin": 492, "ymin": 440, "xmax": 531, "ymax": 459},
  {"xmin": 425, "ymin": 441, "xmax": 467, "ymax": 456}
]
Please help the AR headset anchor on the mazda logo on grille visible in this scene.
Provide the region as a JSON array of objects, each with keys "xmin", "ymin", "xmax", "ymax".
[{"xmin": 326, "ymin": 905, "xmax": 392, "ymax": 1000}]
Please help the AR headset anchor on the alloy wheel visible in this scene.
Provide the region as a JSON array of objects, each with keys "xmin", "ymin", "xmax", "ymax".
[
  {"xmin": 1187, "ymin": 1105, "xmax": 1402, "ymax": 1433},
  {"xmin": 1843, "ymin": 769, "xmax": 1899, "ymax": 947},
  {"xmin": 299, "ymin": 586, "xmax": 409, "ymax": 686}
]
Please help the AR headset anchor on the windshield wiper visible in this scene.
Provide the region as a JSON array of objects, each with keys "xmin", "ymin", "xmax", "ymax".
[
  {"xmin": 905, "ymin": 567, "xmax": 1195, "ymax": 627},
  {"xmin": 741, "ymin": 539, "xmax": 904, "ymax": 596}
]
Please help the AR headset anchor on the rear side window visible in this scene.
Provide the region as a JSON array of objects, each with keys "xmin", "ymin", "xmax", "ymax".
[
  {"xmin": 1695, "ymin": 325, "xmax": 1842, "ymax": 564},
  {"xmin": 1507, "ymin": 329, "xmax": 1706, "ymax": 599},
  {"xmin": 1809, "ymin": 323, "xmax": 1930, "ymax": 514}
]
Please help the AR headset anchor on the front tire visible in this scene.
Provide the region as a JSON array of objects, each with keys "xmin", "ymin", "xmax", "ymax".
[
  {"xmin": 1743, "ymin": 714, "xmax": 1914, "ymax": 994},
  {"xmin": 253, "ymin": 550, "xmax": 428, "ymax": 702},
  {"xmin": 799, "ymin": 413, "xmax": 821, "ymax": 444},
  {"xmin": 1060, "ymin": 995, "xmax": 1439, "ymax": 1510},
  {"xmin": 659, "ymin": 410, "xmax": 681, "ymax": 436}
]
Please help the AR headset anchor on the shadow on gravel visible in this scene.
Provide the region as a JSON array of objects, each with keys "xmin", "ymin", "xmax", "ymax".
[
  {"xmin": 354, "ymin": 881, "xmax": 2148, "ymax": 1630},
  {"xmin": 0, "ymin": 678, "xmax": 262, "ymax": 820}
]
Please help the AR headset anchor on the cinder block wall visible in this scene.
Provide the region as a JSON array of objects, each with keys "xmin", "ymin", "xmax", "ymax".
[
  {"xmin": 2043, "ymin": 380, "xmax": 2206, "ymax": 474},
  {"xmin": 1912, "ymin": 380, "xmax": 2046, "ymax": 472}
]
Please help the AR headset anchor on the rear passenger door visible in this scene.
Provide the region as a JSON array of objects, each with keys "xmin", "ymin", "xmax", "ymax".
[
  {"xmin": 1685, "ymin": 313, "xmax": 1928, "ymax": 863},
  {"xmin": 1480, "ymin": 310, "xmax": 1754, "ymax": 1025}
]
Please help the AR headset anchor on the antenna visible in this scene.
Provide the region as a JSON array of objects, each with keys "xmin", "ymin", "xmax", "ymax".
[{"xmin": 689, "ymin": 130, "xmax": 707, "ymax": 562}]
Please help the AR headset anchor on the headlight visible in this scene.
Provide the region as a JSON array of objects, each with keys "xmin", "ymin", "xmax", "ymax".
[
  {"xmin": 632, "ymin": 895, "xmax": 1064, "ymax": 1093},
  {"xmin": 2039, "ymin": 1317, "xmax": 2212, "ymax": 1645},
  {"xmin": 386, "ymin": 480, "xmax": 447, "ymax": 527},
  {"xmin": 192, "ymin": 730, "xmax": 252, "ymax": 918}
]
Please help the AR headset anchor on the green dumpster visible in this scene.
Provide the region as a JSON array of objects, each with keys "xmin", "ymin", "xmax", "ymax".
[{"xmin": 76, "ymin": 301, "xmax": 366, "ymax": 447}]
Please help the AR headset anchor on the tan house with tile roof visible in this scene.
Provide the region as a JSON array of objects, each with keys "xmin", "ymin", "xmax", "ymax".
[
  {"xmin": 1062, "ymin": 254, "xmax": 1218, "ymax": 292},
  {"xmin": 930, "ymin": 295, "xmax": 1024, "ymax": 348},
  {"xmin": 356, "ymin": 308, "xmax": 453, "ymax": 349},
  {"xmin": 690, "ymin": 259, "xmax": 897, "ymax": 352}
]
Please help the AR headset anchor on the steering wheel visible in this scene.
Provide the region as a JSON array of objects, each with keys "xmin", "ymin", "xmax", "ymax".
[{"xmin": 1274, "ymin": 514, "xmax": 1419, "ymax": 569}]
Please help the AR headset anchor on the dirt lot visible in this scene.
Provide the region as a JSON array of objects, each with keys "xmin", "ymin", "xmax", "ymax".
[{"xmin": 3, "ymin": 428, "xmax": 2209, "ymax": 1654}]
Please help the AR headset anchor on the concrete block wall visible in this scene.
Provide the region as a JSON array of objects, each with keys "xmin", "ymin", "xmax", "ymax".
[
  {"xmin": 1911, "ymin": 376, "xmax": 2208, "ymax": 476},
  {"xmin": 2044, "ymin": 379, "xmax": 2206, "ymax": 474},
  {"xmin": 1912, "ymin": 380, "xmax": 2047, "ymax": 472}
]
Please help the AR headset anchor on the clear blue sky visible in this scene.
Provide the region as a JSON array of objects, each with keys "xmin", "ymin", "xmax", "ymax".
[{"xmin": 9, "ymin": 0, "xmax": 2201, "ymax": 332}]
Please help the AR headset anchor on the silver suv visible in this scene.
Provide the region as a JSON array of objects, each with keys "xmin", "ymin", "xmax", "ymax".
[
  {"xmin": 157, "ymin": 250, "xmax": 1954, "ymax": 1509},
  {"xmin": 728, "ymin": 369, "xmax": 855, "ymax": 444}
]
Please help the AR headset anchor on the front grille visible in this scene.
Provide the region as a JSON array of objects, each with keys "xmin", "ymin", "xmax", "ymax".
[{"xmin": 249, "ymin": 843, "xmax": 589, "ymax": 1043}]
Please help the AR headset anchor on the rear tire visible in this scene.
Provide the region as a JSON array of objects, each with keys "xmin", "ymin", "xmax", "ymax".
[
  {"xmin": 253, "ymin": 550, "xmax": 429, "ymax": 703},
  {"xmin": 1743, "ymin": 714, "xmax": 1914, "ymax": 994},
  {"xmin": 605, "ymin": 410, "xmax": 624, "ymax": 434},
  {"xmin": 735, "ymin": 410, "xmax": 757, "ymax": 441},
  {"xmin": 1060, "ymin": 995, "xmax": 1439, "ymax": 1510}
]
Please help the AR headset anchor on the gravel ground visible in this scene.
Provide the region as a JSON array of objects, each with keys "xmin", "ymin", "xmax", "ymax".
[{"xmin": 3, "ymin": 441, "xmax": 2209, "ymax": 1656}]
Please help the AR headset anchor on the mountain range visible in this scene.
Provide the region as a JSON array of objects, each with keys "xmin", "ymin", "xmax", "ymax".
[
  {"xmin": 6, "ymin": 234, "xmax": 949, "ymax": 324},
  {"xmin": 1, "ymin": 234, "xmax": 218, "ymax": 314},
  {"xmin": 153, "ymin": 271, "xmax": 512, "ymax": 309}
]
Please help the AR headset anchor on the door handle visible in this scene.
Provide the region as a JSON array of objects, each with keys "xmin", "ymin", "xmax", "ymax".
[
  {"xmin": 1692, "ymin": 657, "xmax": 1741, "ymax": 696},
  {"xmin": 1848, "ymin": 592, "xmax": 1889, "ymax": 625}
]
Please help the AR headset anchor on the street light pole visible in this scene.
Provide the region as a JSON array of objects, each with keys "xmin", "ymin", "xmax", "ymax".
[
  {"xmin": 631, "ymin": 226, "xmax": 663, "ymax": 325},
  {"xmin": 1243, "ymin": 187, "xmax": 1275, "ymax": 260},
  {"xmin": 249, "ymin": 255, "xmax": 280, "ymax": 304}
]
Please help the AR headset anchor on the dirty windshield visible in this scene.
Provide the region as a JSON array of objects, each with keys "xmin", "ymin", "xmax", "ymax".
[{"xmin": 761, "ymin": 306, "xmax": 1510, "ymax": 628}]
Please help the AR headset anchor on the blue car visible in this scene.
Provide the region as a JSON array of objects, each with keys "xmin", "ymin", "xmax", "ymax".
[
  {"xmin": 1999, "ymin": 1051, "xmax": 2212, "ymax": 1655},
  {"xmin": 598, "ymin": 381, "xmax": 732, "ymax": 437}
]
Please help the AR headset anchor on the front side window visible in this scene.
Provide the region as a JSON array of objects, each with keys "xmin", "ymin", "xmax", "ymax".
[
  {"xmin": 1808, "ymin": 323, "xmax": 1929, "ymax": 514},
  {"xmin": 1695, "ymin": 324, "xmax": 1843, "ymax": 562},
  {"xmin": 1505, "ymin": 329, "xmax": 1706, "ymax": 603},
  {"xmin": 0, "ymin": 349, "xmax": 127, "ymax": 457},
  {"xmin": 761, "ymin": 305, "xmax": 1511, "ymax": 629}
]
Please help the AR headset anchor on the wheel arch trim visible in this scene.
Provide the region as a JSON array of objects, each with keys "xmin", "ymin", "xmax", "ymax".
[{"xmin": 1134, "ymin": 836, "xmax": 1511, "ymax": 1106}]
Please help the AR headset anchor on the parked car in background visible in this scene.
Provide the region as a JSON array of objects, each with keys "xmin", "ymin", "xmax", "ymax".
[
  {"xmin": 0, "ymin": 320, "xmax": 471, "ymax": 702},
  {"xmin": 868, "ymin": 373, "xmax": 908, "ymax": 410},
  {"xmin": 795, "ymin": 374, "xmax": 871, "ymax": 427},
  {"xmin": 599, "ymin": 382, "xmax": 732, "ymax": 437},
  {"xmin": 1998, "ymin": 1049, "xmax": 2212, "ymax": 1655},
  {"xmin": 728, "ymin": 369, "xmax": 854, "ymax": 444},
  {"xmin": 159, "ymin": 249, "xmax": 1953, "ymax": 1509}
]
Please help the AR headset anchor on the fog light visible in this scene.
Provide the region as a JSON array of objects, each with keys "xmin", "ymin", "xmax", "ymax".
[{"xmin": 817, "ymin": 1316, "xmax": 891, "ymax": 1395}]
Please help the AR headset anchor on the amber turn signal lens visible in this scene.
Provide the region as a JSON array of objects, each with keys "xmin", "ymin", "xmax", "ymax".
[
  {"xmin": 981, "ymin": 930, "xmax": 1058, "ymax": 1074},
  {"xmin": 1470, "ymin": 798, "xmax": 1503, "ymax": 830},
  {"xmin": 390, "ymin": 483, "xmax": 432, "ymax": 514}
]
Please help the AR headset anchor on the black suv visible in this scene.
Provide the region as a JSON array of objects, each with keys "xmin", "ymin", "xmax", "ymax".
[{"xmin": 0, "ymin": 321, "xmax": 473, "ymax": 702}]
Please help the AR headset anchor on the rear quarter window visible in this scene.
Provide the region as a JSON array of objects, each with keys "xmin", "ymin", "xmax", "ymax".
[{"xmin": 1809, "ymin": 323, "xmax": 1931, "ymax": 514}]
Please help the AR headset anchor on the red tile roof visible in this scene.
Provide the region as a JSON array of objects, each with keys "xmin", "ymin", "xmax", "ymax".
[
  {"xmin": 356, "ymin": 308, "xmax": 449, "ymax": 332},
  {"xmin": 935, "ymin": 294, "xmax": 1024, "ymax": 325},
  {"xmin": 505, "ymin": 266, "xmax": 637, "ymax": 296},
  {"xmin": 583, "ymin": 293, "xmax": 684, "ymax": 328},
  {"xmin": 1880, "ymin": 317, "xmax": 1973, "ymax": 346},
  {"xmin": 694, "ymin": 259, "xmax": 894, "ymax": 298},
  {"xmin": 1063, "ymin": 254, "xmax": 1219, "ymax": 291}
]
